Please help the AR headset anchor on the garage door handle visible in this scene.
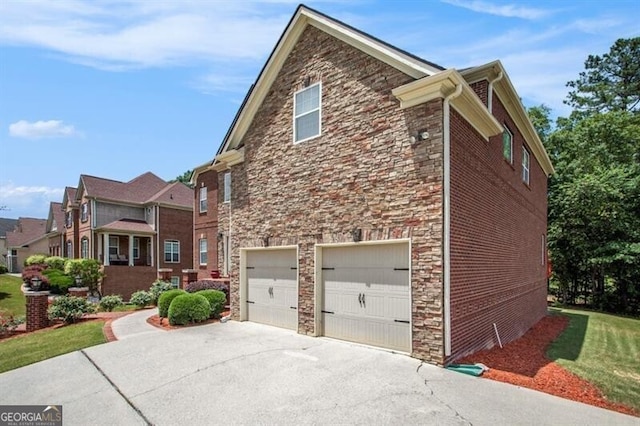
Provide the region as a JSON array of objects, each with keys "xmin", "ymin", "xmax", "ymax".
[
  {"xmin": 394, "ymin": 319, "xmax": 410, "ymax": 324},
  {"xmin": 247, "ymin": 300, "xmax": 255, "ymax": 304},
  {"xmin": 246, "ymin": 267, "xmax": 255, "ymax": 269},
  {"xmin": 322, "ymin": 267, "xmax": 335, "ymax": 270},
  {"xmin": 394, "ymin": 268, "xmax": 409, "ymax": 271},
  {"xmin": 321, "ymin": 310, "xmax": 334, "ymax": 314},
  {"xmin": 290, "ymin": 306, "xmax": 297, "ymax": 310},
  {"xmin": 290, "ymin": 267, "xmax": 297, "ymax": 270}
]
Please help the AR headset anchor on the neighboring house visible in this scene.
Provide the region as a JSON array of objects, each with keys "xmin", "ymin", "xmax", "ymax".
[
  {"xmin": 191, "ymin": 162, "xmax": 219, "ymax": 280},
  {"xmin": 209, "ymin": 5, "xmax": 553, "ymax": 365},
  {"xmin": 0, "ymin": 218, "xmax": 18, "ymax": 268},
  {"xmin": 62, "ymin": 186, "xmax": 80, "ymax": 259},
  {"xmin": 46, "ymin": 202, "xmax": 65, "ymax": 257},
  {"xmin": 65, "ymin": 171, "xmax": 194, "ymax": 298},
  {"xmin": 5, "ymin": 218, "xmax": 47, "ymax": 273}
]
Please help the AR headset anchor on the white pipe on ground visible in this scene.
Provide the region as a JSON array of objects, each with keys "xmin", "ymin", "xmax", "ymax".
[{"xmin": 493, "ymin": 322, "xmax": 503, "ymax": 348}]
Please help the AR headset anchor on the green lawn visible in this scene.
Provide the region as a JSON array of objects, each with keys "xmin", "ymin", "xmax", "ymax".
[
  {"xmin": 0, "ymin": 274, "xmax": 26, "ymax": 317},
  {"xmin": 0, "ymin": 321, "xmax": 106, "ymax": 373},
  {"xmin": 547, "ymin": 308, "xmax": 640, "ymax": 413}
]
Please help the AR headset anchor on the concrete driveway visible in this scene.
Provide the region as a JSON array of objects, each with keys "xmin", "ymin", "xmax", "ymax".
[{"xmin": 1, "ymin": 311, "xmax": 637, "ymax": 426}]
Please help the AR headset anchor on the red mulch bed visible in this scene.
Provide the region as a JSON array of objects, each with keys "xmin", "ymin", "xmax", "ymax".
[
  {"xmin": 146, "ymin": 311, "xmax": 230, "ymax": 330},
  {"xmin": 458, "ymin": 314, "xmax": 638, "ymax": 417}
]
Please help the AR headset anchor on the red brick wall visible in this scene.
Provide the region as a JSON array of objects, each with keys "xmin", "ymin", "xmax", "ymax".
[
  {"xmin": 101, "ymin": 266, "xmax": 157, "ymax": 300},
  {"xmin": 158, "ymin": 207, "xmax": 193, "ymax": 277},
  {"xmin": 218, "ymin": 25, "xmax": 446, "ymax": 363},
  {"xmin": 448, "ymin": 94, "xmax": 548, "ymax": 362},
  {"xmin": 194, "ymin": 169, "xmax": 219, "ymax": 280}
]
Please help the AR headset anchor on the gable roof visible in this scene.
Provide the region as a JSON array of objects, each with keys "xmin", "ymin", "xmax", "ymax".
[
  {"xmin": 460, "ymin": 60, "xmax": 554, "ymax": 175},
  {"xmin": 146, "ymin": 181, "xmax": 193, "ymax": 209},
  {"xmin": 62, "ymin": 187, "xmax": 77, "ymax": 209},
  {"xmin": 72, "ymin": 172, "xmax": 193, "ymax": 210},
  {"xmin": 0, "ymin": 218, "xmax": 18, "ymax": 238},
  {"xmin": 46, "ymin": 202, "xmax": 64, "ymax": 234},
  {"xmin": 217, "ymin": 4, "xmax": 444, "ymax": 156},
  {"xmin": 6, "ymin": 217, "xmax": 47, "ymax": 248}
]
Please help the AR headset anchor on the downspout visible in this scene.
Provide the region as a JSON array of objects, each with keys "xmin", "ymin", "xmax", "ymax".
[
  {"xmin": 487, "ymin": 70, "xmax": 503, "ymax": 113},
  {"xmin": 156, "ymin": 204, "xmax": 160, "ymax": 271},
  {"xmin": 443, "ymin": 83, "xmax": 463, "ymax": 359}
]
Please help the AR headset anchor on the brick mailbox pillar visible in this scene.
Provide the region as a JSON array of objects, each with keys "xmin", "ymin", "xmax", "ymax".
[
  {"xmin": 182, "ymin": 269, "xmax": 198, "ymax": 289},
  {"xmin": 23, "ymin": 288, "xmax": 51, "ymax": 332},
  {"xmin": 158, "ymin": 268, "xmax": 172, "ymax": 282}
]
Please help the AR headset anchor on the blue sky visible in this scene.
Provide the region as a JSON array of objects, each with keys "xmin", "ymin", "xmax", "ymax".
[{"xmin": 0, "ymin": 0, "xmax": 637, "ymax": 220}]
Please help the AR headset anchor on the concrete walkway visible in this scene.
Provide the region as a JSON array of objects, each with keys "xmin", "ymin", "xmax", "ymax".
[
  {"xmin": 1, "ymin": 314, "xmax": 637, "ymax": 425},
  {"xmin": 110, "ymin": 308, "xmax": 160, "ymax": 340}
]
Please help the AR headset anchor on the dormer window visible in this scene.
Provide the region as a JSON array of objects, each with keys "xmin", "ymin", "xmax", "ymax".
[{"xmin": 294, "ymin": 82, "xmax": 321, "ymax": 143}]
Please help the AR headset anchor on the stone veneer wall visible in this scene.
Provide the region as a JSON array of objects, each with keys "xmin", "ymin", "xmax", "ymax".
[{"xmin": 218, "ymin": 26, "xmax": 447, "ymax": 363}]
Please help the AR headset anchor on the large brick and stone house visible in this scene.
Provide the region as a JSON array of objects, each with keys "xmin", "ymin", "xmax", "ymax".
[
  {"xmin": 205, "ymin": 5, "xmax": 553, "ymax": 364},
  {"xmin": 64, "ymin": 172, "xmax": 194, "ymax": 299}
]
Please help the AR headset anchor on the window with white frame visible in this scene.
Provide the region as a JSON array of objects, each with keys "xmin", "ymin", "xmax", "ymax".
[
  {"xmin": 522, "ymin": 147, "xmax": 530, "ymax": 185},
  {"xmin": 133, "ymin": 237, "xmax": 140, "ymax": 259},
  {"xmin": 199, "ymin": 186, "xmax": 207, "ymax": 213},
  {"xmin": 294, "ymin": 82, "xmax": 321, "ymax": 143},
  {"xmin": 199, "ymin": 238, "xmax": 207, "ymax": 265},
  {"xmin": 170, "ymin": 276, "xmax": 180, "ymax": 288},
  {"xmin": 164, "ymin": 240, "xmax": 180, "ymax": 263},
  {"xmin": 66, "ymin": 211, "xmax": 72, "ymax": 228},
  {"xmin": 81, "ymin": 238, "xmax": 89, "ymax": 259},
  {"xmin": 81, "ymin": 203, "xmax": 88, "ymax": 222},
  {"xmin": 66, "ymin": 241, "xmax": 72, "ymax": 258},
  {"xmin": 223, "ymin": 172, "xmax": 231, "ymax": 203},
  {"xmin": 109, "ymin": 236, "xmax": 119, "ymax": 256},
  {"xmin": 502, "ymin": 127, "xmax": 513, "ymax": 164}
]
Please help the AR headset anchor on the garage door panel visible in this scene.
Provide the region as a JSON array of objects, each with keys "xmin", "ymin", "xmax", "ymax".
[
  {"xmin": 246, "ymin": 249, "xmax": 298, "ymax": 331},
  {"xmin": 321, "ymin": 243, "xmax": 411, "ymax": 353}
]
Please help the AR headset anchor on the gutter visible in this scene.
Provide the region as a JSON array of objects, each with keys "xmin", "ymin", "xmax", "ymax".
[
  {"xmin": 443, "ymin": 83, "xmax": 463, "ymax": 359},
  {"xmin": 487, "ymin": 70, "xmax": 503, "ymax": 113}
]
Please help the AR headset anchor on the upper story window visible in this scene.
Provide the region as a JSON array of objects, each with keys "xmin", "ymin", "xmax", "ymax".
[
  {"xmin": 81, "ymin": 238, "xmax": 89, "ymax": 259},
  {"xmin": 66, "ymin": 240, "xmax": 73, "ymax": 258},
  {"xmin": 51, "ymin": 219, "xmax": 57, "ymax": 232},
  {"xmin": 502, "ymin": 127, "xmax": 513, "ymax": 164},
  {"xmin": 65, "ymin": 211, "xmax": 73, "ymax": 228},
  {"xmin": 223, "ymin": 172, "xmax": 231, "ymax": 203},
  {"xmin": 522, "ymin": 147, "xmax": 530, "ymax": 185},
  {"xmin": 199, "ymin": 186, "xmax": 207, "ymax": 213},
  {"xmin": 199, "ymin": 238, "xmax": 207, "ymax": 265},
  {"xmin": 164, "ymin": 240, "xmax": 180, "ymax": 263},
  {"xmin": 81, "ymin": 203, "xmax": 88, "ymax": 222},
  {"xmin": 294, "ymin": 82, "xmax": 321, "ymax": 143}
]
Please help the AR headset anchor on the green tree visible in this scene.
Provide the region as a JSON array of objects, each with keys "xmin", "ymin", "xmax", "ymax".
[
  {"xmin": 170, "ymin": 170, "xmax": 194, "ymax": 188},
  {"xmin": 565, "ymin": 37, "xmax": 640, "ymax": 115}
]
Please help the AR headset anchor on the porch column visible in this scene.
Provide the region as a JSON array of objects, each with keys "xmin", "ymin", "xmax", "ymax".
[
  {"xmin": 128, "ymin": 234, "xmax": 134, "ymax": 266},
  {"xmin": 103, "ymin": 233, "xmax": 110, "ymax": 266},
  {"xmin": 150, "ymin": 237, "xmax": 154, "ymax": 267}
]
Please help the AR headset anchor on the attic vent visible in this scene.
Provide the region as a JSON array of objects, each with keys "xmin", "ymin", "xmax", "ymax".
[
  {"xmin": 304, "ymin": 76, "xmax": 311, "ymax": 87},
  {"xmin": 170, "ymin": 194, "xmax": 173, "ymax": 200}
]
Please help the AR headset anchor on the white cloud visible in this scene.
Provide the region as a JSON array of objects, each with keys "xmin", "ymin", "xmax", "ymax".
[
  {"xmin": 0, "ymin": 182, "xmax": 64, "ymax": 219},
  {"xmin": 8, "ymin": 120, "xmax": 80, "ymax": 139},
  {"xmin": 0, "ymin": 1, "xmax": 293, "ymax": 70},
  {"xmin": 442, "ymin": 0, "xmax": 552, "ymax": 20}
]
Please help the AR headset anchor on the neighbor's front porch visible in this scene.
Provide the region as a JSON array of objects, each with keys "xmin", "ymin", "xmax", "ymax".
[{"xmin": 95, "ymin": 219, "xmax": 157, "ymax": 267}]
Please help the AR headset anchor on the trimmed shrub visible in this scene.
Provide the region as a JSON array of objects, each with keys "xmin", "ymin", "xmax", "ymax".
[
  {"xmin": 130, "ymin": 290, "xmax": 152, "ymax": 308},
  {"xmin": 0, "ymin": 265, "xmax": 7, "ymax": 274},
  {"xmin": 25, "ymin": 254, "xmax": 47, "ymax": 266},
  {"xmin": 185, "ymin": 279, "xmax": 229, "ymax": 297},
  {"xmin": 158, "ymin": 289, "xmax": 186, "ymax": 318},
  {"xmin": 42, "ymin": 269, "xmax": 74, "ymax": 294},
  {"xmin": 196, "ymin": 290, "xmax": 226, "ymax": 318},
  {"xmin": 99, "ymin": 295, "xmax": 124, "ymax": 312},
  {"xmin": 168, "ymin": 294, "xmax": 210, "ymax": 325},
  {"xmin": 47, "ymin": 296, "xmax": 95, "ymax": 324},
  {"xmin": 149, "ymin": 280, "xmax": 174, "ymax": 305},
  {"xmin": 64, "ymin": 258, "xmax": 104, "ymax": 295},
  {"xmin": 44, "ymin": 256, "xmax": 66, "ymax": 270}
]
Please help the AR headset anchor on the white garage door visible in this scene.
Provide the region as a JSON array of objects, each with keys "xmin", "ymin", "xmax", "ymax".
[
  {"xmin": 321, "ymin": 242, "xmax": 411, "ymax": 352},
  {"xmin": 246, "ymin": 249, "xmax": 298, "ymax": 330}
]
